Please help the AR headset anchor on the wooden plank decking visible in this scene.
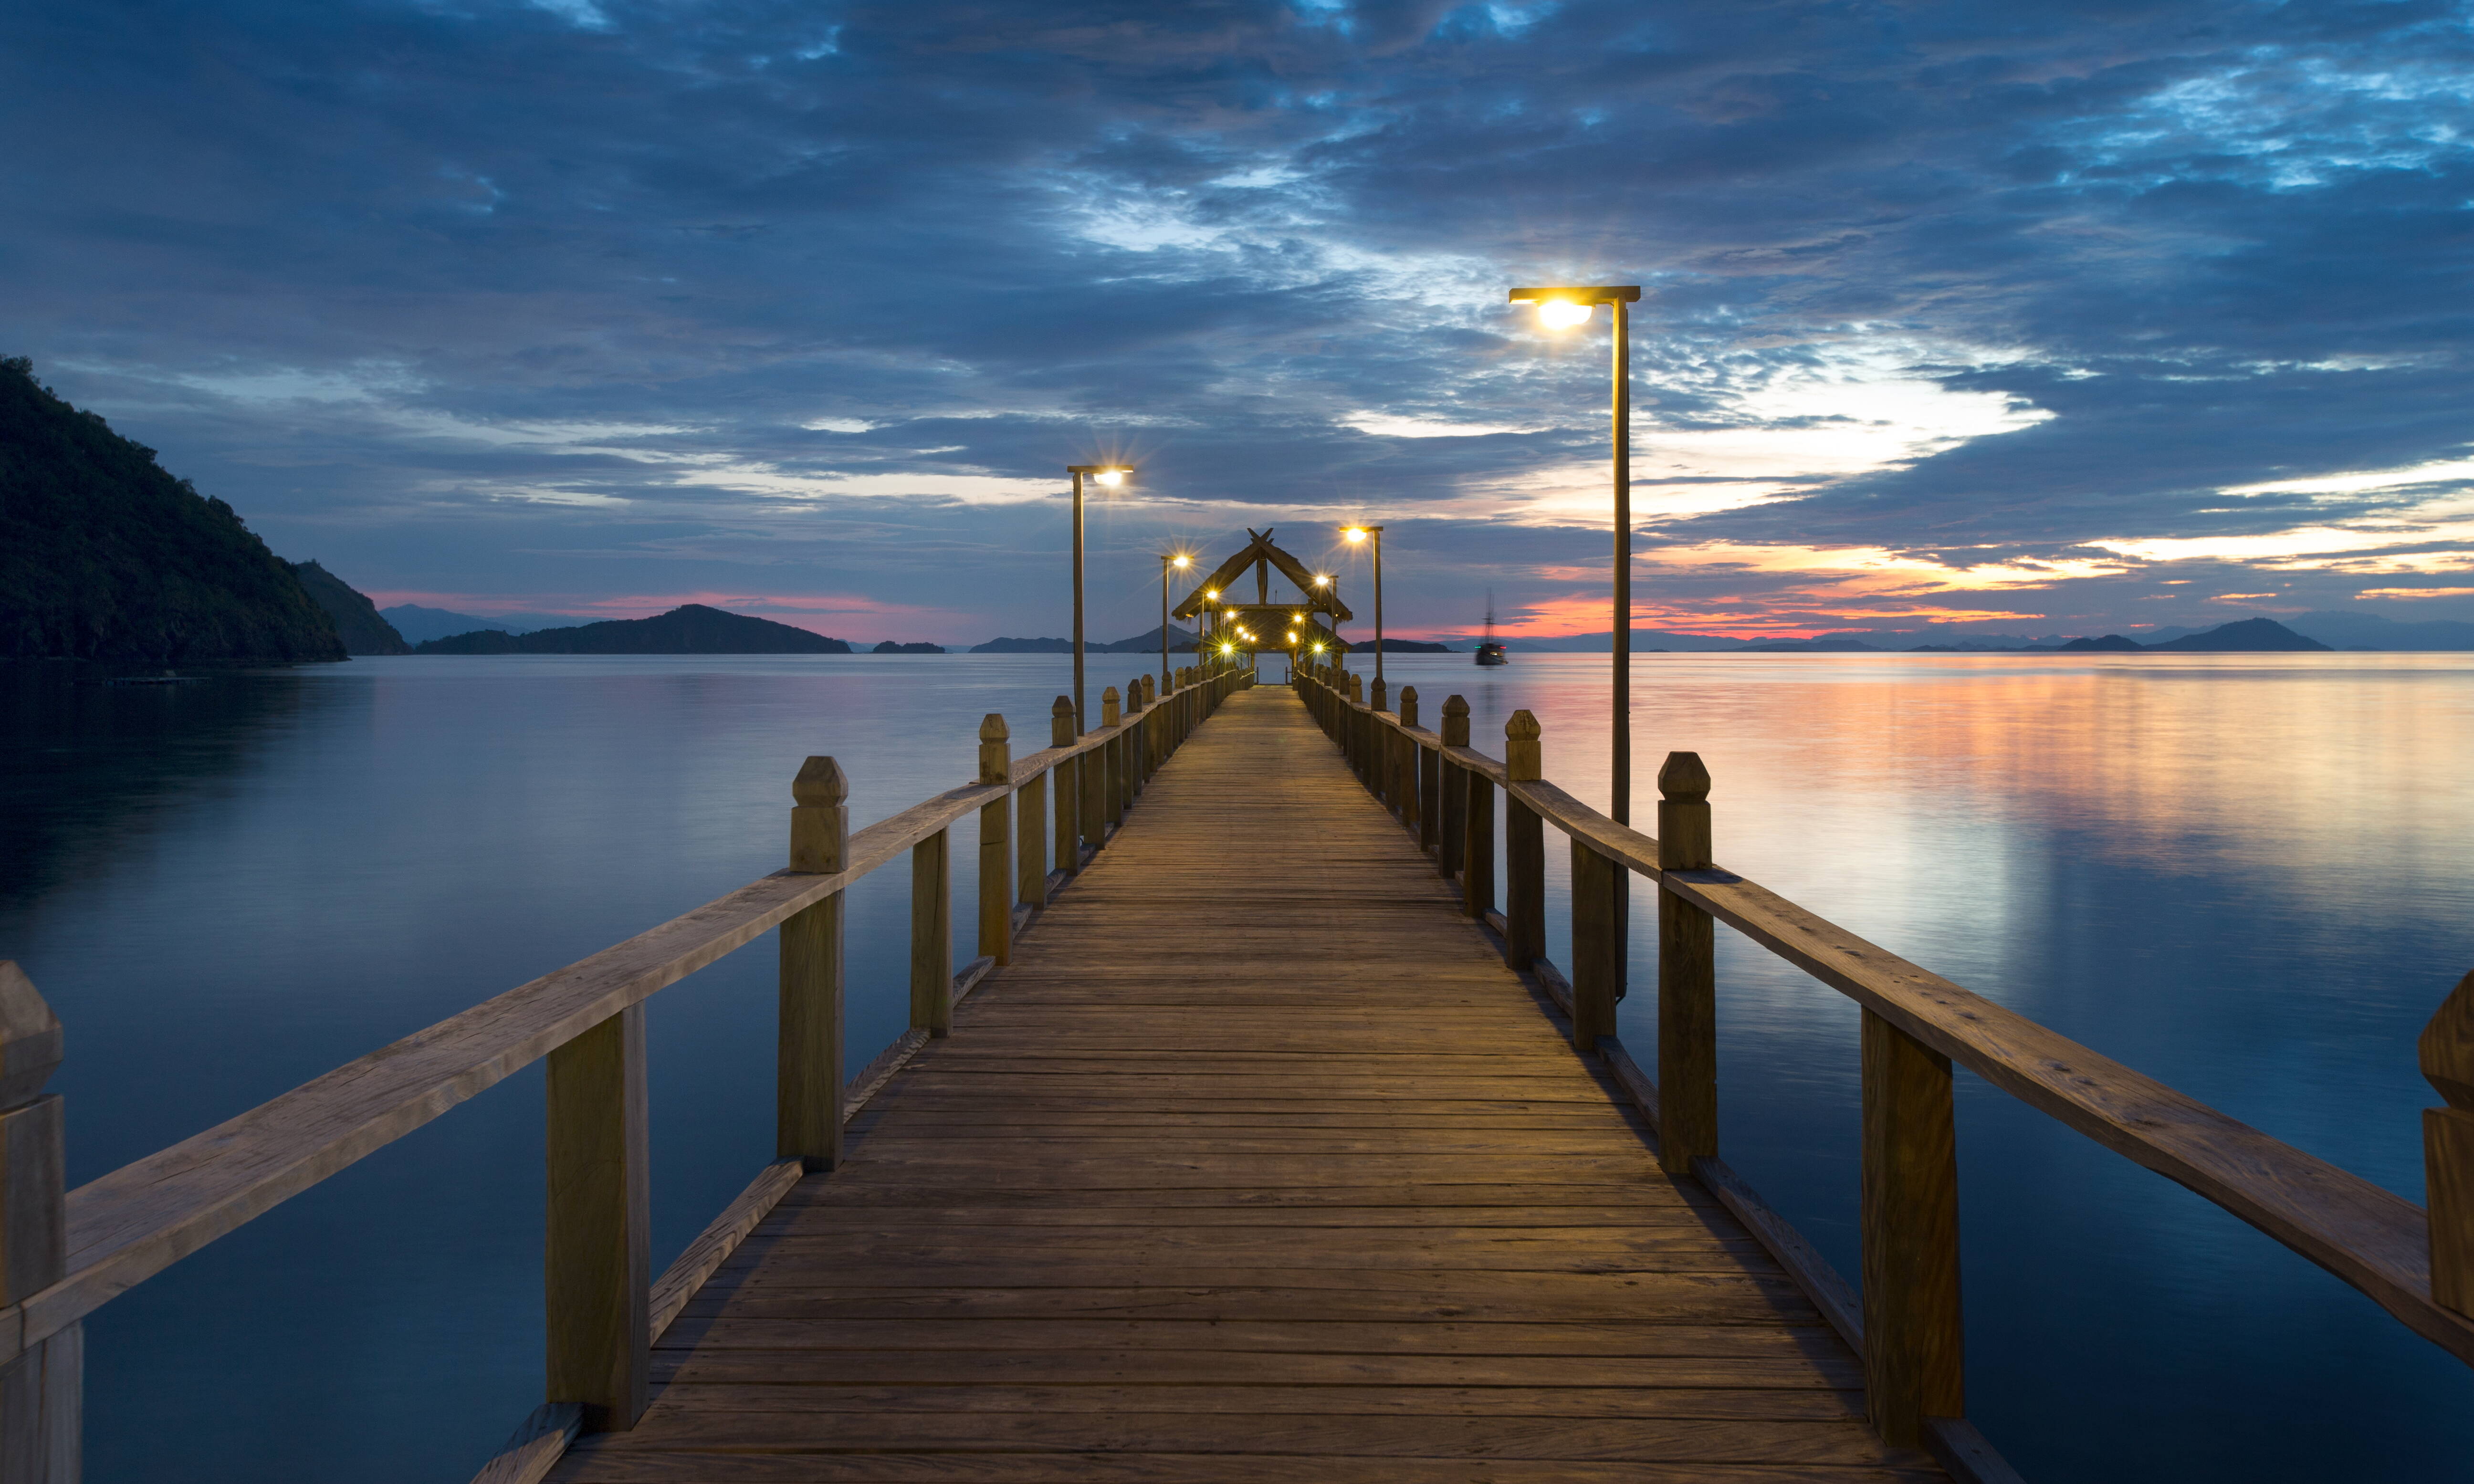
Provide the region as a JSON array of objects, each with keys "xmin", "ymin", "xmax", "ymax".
[{"xmin": 553, "ymin": 686, "xmax": 1942, "ymax": 1483}]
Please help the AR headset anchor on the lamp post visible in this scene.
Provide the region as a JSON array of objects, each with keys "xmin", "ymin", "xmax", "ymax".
[
  {"xmin": 1508, "ymin": 285, "xmax": 1641, "ymax": 826},
  {"xmin": 1064, "ymin": 464, "xmax": 1132, "ymax": 735},
  {"xmin": 1160, "ymin": 553, "xmax": 1191, "ymax": 691},
  {"xmin": 1343, "ymin": 526, "xmax": 1385, "ymax": 697}
]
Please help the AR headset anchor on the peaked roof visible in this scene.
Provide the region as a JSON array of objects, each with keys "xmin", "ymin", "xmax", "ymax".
[{"xmin": 1172, "ymin": 528, "xmax": 1353, "ymax": 623}]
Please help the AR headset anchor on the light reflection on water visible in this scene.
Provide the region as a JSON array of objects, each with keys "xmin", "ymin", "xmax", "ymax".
[
  {"xmin": 1368, "ymin": 650, "xmax": 2474, "ymax": 1481},
  {"xmin": 4, "ymin": 651, "xmax": 2472, "ymax": 1481}
]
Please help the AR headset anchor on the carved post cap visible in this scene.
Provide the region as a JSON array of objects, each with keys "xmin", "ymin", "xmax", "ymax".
[
  {"xmin": 1050, "ymin": 694, "xmax": 1075, "ymax": 744},
  {"xmin": 979, "ymin": 714, "xmax": 1010, "ymax": 742},
  {"xmin": 1440, "ymin": 694, "xmax": 1470, "ymax": 747},
  {"xmin": 1659, "ymin": 751, "xmax": 1712, "ymax": 802},
  {"xmin": 791, "ymin": 755, "xmax": 849, "ymax": 807},
  {"xmin": 1506, "ymin": 710, "xmax": 1541, "ymax": 742},
  {"xmin": 2422, "ymin": 970, "xmax": 2474, "ymax": 1109},
  {"xmin": 1101, "ymin": 686, "xmax": 1122, "ymax": 725},
  {"xmin": 1051, "ymin": 696, "xmax": 1073, "ymax": 716},
  {"xmin": 0, "ymin": 963, "xmax": 62, "ymax": 1109},
  {"xmin": 1442, "ymin": 694, "xmax": 1469, "ymax": 717},
  {"xmin": 1398, "ymin": 686, "xmax": 1419, "ymax": 727}
]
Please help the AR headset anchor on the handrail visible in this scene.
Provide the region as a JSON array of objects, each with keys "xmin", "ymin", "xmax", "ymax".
[
  {"xmin": 1289, "ymin": 661, "xmax": 2474, "ymax": 1444},
  {"xmin": 0, "ymin": 666, "xmax": 1250, "ymax": 1376}
]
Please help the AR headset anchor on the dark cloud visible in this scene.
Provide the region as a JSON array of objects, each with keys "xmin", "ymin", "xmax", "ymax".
[{"xmin": 5, "ymin": 0, "xmax": 2471, "ymax": 640}]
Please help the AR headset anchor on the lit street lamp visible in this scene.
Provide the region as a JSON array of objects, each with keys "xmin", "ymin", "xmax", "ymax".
[
  {"xmin": 1343, "ymin": 525, "xmax": 1385, "ymax": 697},
  {"xmin": 1161, "ymin": 553, "xmax": 1191, "ymax": 691},
  {"xmin": 1508, "ymin": 284, "xmax": 1641, "ymax": 826},
  {"xmin": 1064, "ymin": 464, "xmax": 1132, "ymax": 735}
]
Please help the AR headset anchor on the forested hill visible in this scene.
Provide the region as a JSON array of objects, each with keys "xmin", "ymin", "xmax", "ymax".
[
  {"xmin": 416, "ymin": 604, "xmax": 852, "ymax": 654},
  {"xmin": 0, "ymin": 357, "xmax": 344, "ymax": 663},
  {"xmin": 290, "ymin": 561, "xmax": 409, "ymax": 655}
]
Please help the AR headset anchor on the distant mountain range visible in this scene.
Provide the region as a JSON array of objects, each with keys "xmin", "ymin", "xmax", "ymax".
[
  {"xmin": 379, "ymin": 604, "xmax": 577, "ymax": 644},
  {"xmin": 970, "ymin": 625, "xmax": 1204, "ymax": 654},
  {"xmin": 415, "ymin": 605, "xmax": 853, "ymax": 654},
  {"xmin": 1485, "ymin": 613, "xmax": 2468, "ymax": 653},
  {"xmin": 1, "ymin": 356, "xmax": 345, "ymax": 662}
]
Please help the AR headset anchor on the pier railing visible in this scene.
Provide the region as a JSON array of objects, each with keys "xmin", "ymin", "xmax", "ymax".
[
  {"xmin": 1293, "ymin": 659, "xmax": 2474, "ymax": 1467},
  {"xmin": 0, "ymin": 661, "xmax": 1250, "ymax": 1484}
]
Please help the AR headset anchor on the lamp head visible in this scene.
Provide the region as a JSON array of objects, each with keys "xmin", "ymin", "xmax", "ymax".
[
  {"xmin": 1313, "ymin": 574, "xmax": 1331, "ymax": 587},
  {"xmin": 1536, "ymin": 300, "xmax": 1592, "ymax": 329},
  {"xmin": 1343, "ymin": 527, "xmax": 1367, "ymax": 543},
  {"xmin": 1204, "ymin": 588, "xmax": 1217, "ymax": 600},
  {"xmin": 1172, "ymin": 554, "xmax": 1190, "ymax": 569}
]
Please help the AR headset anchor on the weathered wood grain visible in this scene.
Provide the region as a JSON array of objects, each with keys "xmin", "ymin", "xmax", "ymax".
[{"xmin": 570, "ymin": 688, "xmax": 1923, "ymax": 1484}]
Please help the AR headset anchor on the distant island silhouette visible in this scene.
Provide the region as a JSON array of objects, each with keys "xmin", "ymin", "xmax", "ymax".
[{"xmin": 415, "ymin": 604, "xmax": 853, "ymax": 654}]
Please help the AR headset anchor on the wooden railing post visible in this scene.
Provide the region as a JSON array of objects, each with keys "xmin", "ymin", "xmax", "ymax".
[
  {"xmin": 1369, "ymin": 679, "xmax": 1389, "ymax": 809},
  {"xmin": 911, "ymin": 826, "xmax": 953, "ymax": 1037},
  {"xmin": 1438, "ymin": 695, "xmax": 1468, "ymax": 881},
  {"xmin": 1503, "ymin": 712, "xmax": 1545, "ymax": 972},
  {"xmin": 1462, "ymin": 749, "xmax": 1494, "ymax": 921},
  {"xmin": 1657, "ymin": 752, "xmax": 1716, "ymax": 1173},
  {"xmin": 546, "ymin": 1001, "xmax": 649, "ymax": 1433},
  {"xmin": 1018, "ymin": 753, "xmax": 1047, "ymax": 912},
  {"xmin": 976, "ymin": 715, "xmax": 1012, "ymax": 966},
  {"xmin": 1861, "ymin": 1008, "xmax": 1963, "ymax": 1447},
  {"xmin": 1075, "ymin": 700, "xmax": 1101, "ymax": 864},
  {"xmin": 778, "ymin": 758, "xmax": 846, "ymax": 1172},
  {"xmin": 0, "ymin": 964, "xmax": 75, "ymax": 1484},
  {"xmin": 1125, "ymin": 676, "xmax": 1146, "ymax": 802},
  {"xmin": 1398, "ymin": 687, "xmax": 1422, "ymax": 836},
  {"xmin": 1100, "ymin": 687, "xmax": 1124, "ymax": 832},
  {"xmin": 2420, "ymin": 970, "xmax": 2474, "ymax": 1314},
  {"xmin": 1570, "ymin": 841, "xmax": 1620, "ymax": 1050},
  {"xmin": 1050, "ymin": 696, "xmax": 1078, "ymax": 876}
]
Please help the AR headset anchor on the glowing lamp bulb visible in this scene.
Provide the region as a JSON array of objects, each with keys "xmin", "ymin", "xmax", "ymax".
[
  {"xmin": 1221, "ymin": 643, "xmax": 1234, "ymax": 656},
  {"xmin": 1173, "ymin": 554, "xmax": 1190, "ymax": 569},
  {"xmin": 1536, "ymin": 300, "xmax": 1593, "ymax": 329},
  {"xmin": 1344, "ymin": 528, "xmax": 1366, "ymax": 543},
  {"xmin": 1204, "ymin": 589, "xmax": 1217, "ymax": 600},
  {"xmin": 1095, "ymin": 469, "xmax": 1125, "ymax": 487},
  {"xmin": 1312, "ymin": 643, "xmax": 1325, "ymax": 654},
  {"xmin": 1314, "ymin": 574, "xmax": 1331, "ymax": 586}
]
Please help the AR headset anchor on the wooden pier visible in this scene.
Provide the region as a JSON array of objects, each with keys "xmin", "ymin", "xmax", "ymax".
[{"xmin": 3, "ymin": 661, "xmax": 2473, "ymax": 1482}]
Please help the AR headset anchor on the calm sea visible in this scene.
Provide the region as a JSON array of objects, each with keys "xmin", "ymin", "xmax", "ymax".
[{"xmin": 3, "ymin": 651, "xmax": 2470, "ymax": 1482}]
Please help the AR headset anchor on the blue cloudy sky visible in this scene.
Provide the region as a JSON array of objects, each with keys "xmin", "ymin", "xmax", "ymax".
[{"xmin": 7, "ymin": 0, "xmax": 2472, "ymax": 642}]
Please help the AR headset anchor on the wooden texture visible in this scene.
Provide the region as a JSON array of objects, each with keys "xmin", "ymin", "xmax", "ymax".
[
  {"xmin": 471, "ymin": 1403, "xmax": 583, "ymax": 1484},
  {"xmin": 1016, "ymin": 773, "xmax": 1046, "ymax": 913},
  {"xmin": 557, "ymin": 688, "xmax": 1931, "ymax": 1484},
  {"xmin": 2422, "ymin": 970, "xmax": 2474, "ymax": 1314},
  {"xmin": 546, "ymin": 1005, "xmax": 650, "ymax": 1432},
  {"xmin": 1860, "ymin": 1010, "xmax": 1962, "ymax": 1447},
  {"xmin": 1503, "ymin": 711, "xmax": 1545, "ymax": 971},
  {"xmin": 2426, "ymin": 1107, "xmax": 2474, "ymax": 1314},
  {"xmin": 1569, "ymin": 842, "xmax": 1620, "ymax": 1051},
  {"xmin": 778, "ymin": 759, "xmax": 847, "ymax": 1171},
  {"xmin": 1462, "ymin": 765, "xmax": 1495, "ymax": 920},
  {"xmin": 0, "ymin": 965, "xmax": 70, "ymax": 1484},
  {"xmin": 1052, "ymin": 698, "xmax": 1080, "ymax": 876},
  {"xmin": 910, "ymin": 832, "xmax": 952, "ymax": 1037},
  {"xmin": 1657, "ymin": 753, "xmax": 1716, "ymax": 1175},
  {"xmin": 648, "ymin": 1161, "xmax": 803, "ymax": 1342}
]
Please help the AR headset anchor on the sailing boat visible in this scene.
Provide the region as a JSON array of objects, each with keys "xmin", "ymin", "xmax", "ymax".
[{"xmin": 1474, "ymin": 590, "xmax": 1509, "ymax": 667}]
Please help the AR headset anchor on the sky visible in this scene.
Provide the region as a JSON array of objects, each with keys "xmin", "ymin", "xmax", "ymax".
[{"xmin": 6, "ymin": 0, "xmax": 2473, "ymax": 644}]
